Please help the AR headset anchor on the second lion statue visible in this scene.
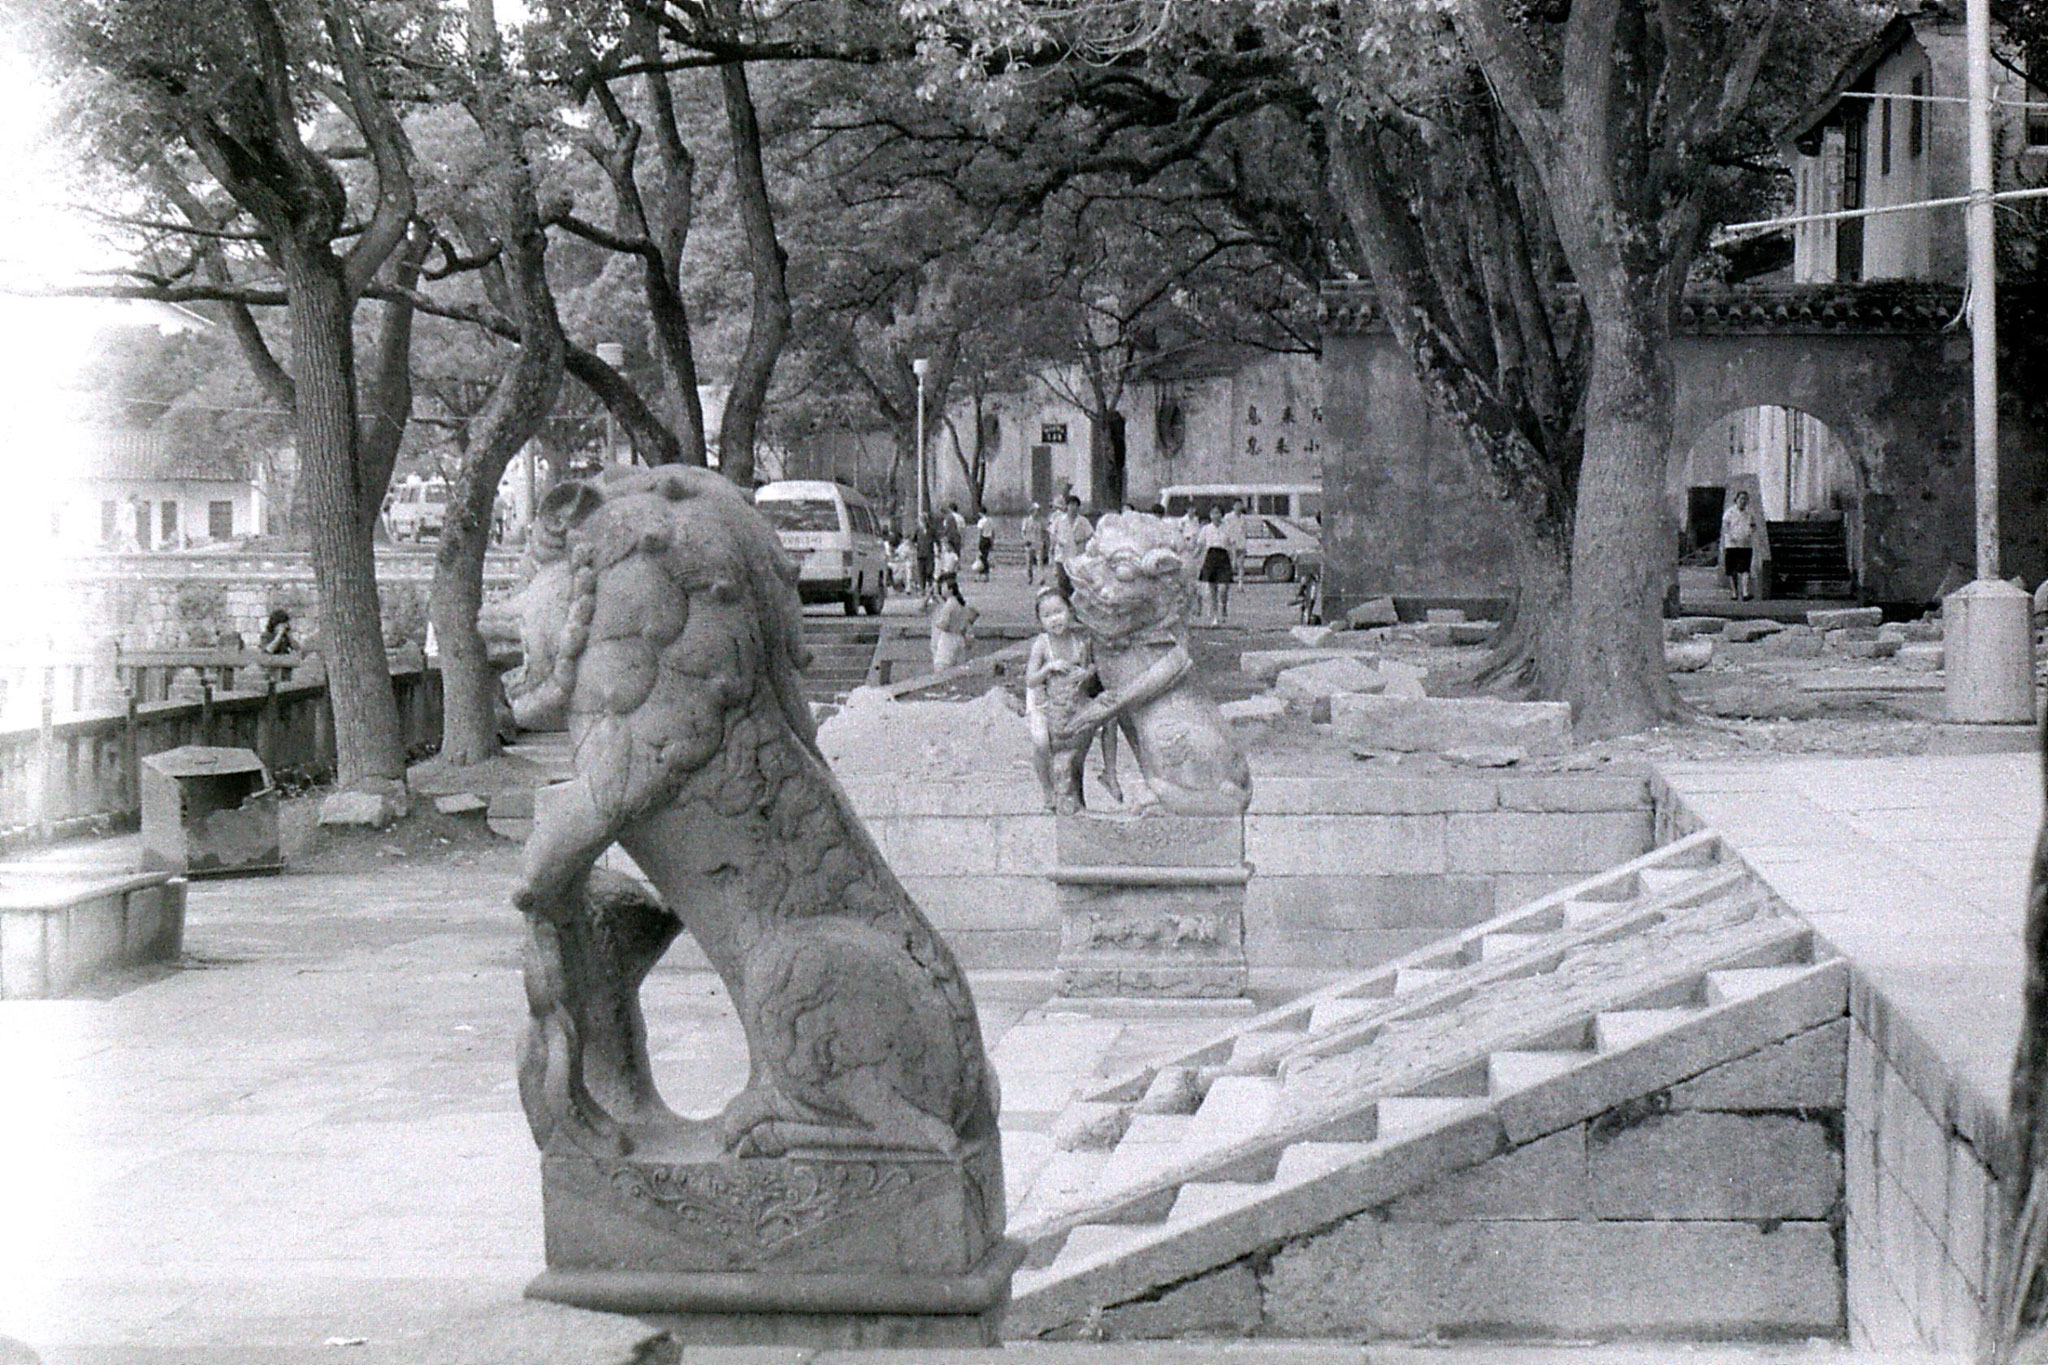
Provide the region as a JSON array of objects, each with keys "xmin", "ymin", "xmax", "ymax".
[{"xmin": 503, "ymin": 466, "xmax": 1002, "ymax": 1179}]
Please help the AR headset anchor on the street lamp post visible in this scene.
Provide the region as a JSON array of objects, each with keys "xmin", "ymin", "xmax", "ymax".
[
  {"xmin": 912, "ymin": 357, "xmax": 930, "ymax": 528},
  {"xmin": 1945, "ymin": 0, "xmax": 2036, "ymax": 728}
]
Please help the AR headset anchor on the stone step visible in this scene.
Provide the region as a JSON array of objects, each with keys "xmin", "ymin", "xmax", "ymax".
[
  {"xmin": 1705, "ymin": 965, "xmax": 1819, "ymax": 1004},
  {"xmin": 1187, "ymin": 1075, "xmax": 1283, "ymax": 1147},
  {"xmin": 1594, "ymin": 1006, "xmax": 1706, "ymax": 1053},
  {"xmin": 1166, "ymin": 1179, "xmax": 1268, "ymax": 1225},
  {"xmin": 1636, "ymin": 865, "xmax": 1707, "ymax": 895},
  {"xmin": 1487, "ymin": 1048, "xmax": 1590, "ymax": 1094},
  {"xmin": 1394, "ymin": 966, "xmax": 1459, "ymax": 994},
  {"xmin": 1307, "ymin": 997, "xmax": 1376, "ymax": 1033},
  {"xmin": 1049, "ymin": 834, "xmax": 1742, "ymax": 1137},
  {"xmin": 1479, "ymin": 930, "xmax": 1552, "ymax": 960},
  {"xmin": 1375, "ymin": 1095, "xmax": 1482, "ymax": 1138}
]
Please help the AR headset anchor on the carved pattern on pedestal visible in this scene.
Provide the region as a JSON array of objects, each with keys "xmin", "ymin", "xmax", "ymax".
[{"xmin": 602, "ymin": 1159, "xmax": 917, "ymax": 1255}]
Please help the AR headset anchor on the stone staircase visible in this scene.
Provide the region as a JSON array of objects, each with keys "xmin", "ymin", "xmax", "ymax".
[
  {"xmin": 800, "ymin": 617, "xmax": 884, "ymax": 704},
  {"xmin": 1006, "ymin": 831, "xmax": 1850, "ymax": 1340}
]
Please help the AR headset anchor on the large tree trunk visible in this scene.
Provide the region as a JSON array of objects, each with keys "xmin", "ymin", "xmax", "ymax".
[
  {"xmin": 357, "ymin": 228, "xmax": 431, "ymax": 532},
  {"xmin": 432, "ymin": 55, "xmax": 569, "ymax": 768},
  {"xmin": 281, "ymin": 243, "xmax": 406, "ymax": 784},
  {"xmin": 1563, "ymin": 300, "xmax": 1677, "ymax": 737},
  {"xmin": 1480, "ymin": 513, "xmax": 1573, "ymax": 698},
  {"xmin": 714, "ymin": 60, "xmax": 790, "ymax": 484}
]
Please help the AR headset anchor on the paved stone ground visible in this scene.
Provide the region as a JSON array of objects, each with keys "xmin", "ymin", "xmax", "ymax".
[
  {"xmin": 1661, "ymin": 752, "xmax": 2040, "ymax": 1140},
  {"xmin": 1, "ymin": 740, "xmax": 2022, "ymax": 1363},
  {"xmin": 0, "ymin": 840, "xmax": 1270, "ymax": 1363}
]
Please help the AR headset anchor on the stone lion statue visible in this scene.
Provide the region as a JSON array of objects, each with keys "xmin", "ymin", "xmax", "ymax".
[
  {"xmin": 502, "ymin": 467, "xmax": 1001, "ymax": 1178},
  {"xmin": 1058, "ymin": 512, "xmax": 1251, "ymax": 817}
]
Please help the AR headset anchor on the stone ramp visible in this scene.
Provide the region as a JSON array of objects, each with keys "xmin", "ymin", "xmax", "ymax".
[{"xmin": 1007, "ymin": 832, "xmax": 1851, "ymax": 1340}]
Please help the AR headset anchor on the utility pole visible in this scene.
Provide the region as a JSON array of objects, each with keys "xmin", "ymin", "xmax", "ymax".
[
  {"xmin": 1945, "ymin": 0, "xmax": 2037, "ymax": 730},
  {"xmin": 913, "ymin": 357, "xmax": 930, "ymax": 528}
]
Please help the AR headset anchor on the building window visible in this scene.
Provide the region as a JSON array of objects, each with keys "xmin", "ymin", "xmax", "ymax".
[
  {"xmin": 208, "ymin": 500, "xmax": 233, "ymax": 540},
  {"xmin": 1838, "ymin": 111, "xmax": 1866, "ymax": 283},
  {"xmin": 1909, "ymin": 74, "xmax": 1925, "ymax": 158},
  {"xmin": 100, "ymin": 500, "xmax": 117, "ymax": 544},
  {"xmin": 133, "ymin": 500, "xmax": 150, "ymax": 550},
  {"xmin": 2030, "ymin": 58, "xmax": 2048, "ymax": 146},
  {"xmin": 1880, "ymin": 93, "xmax": 1892, "ymax": 176},
  {"xmin": 160, "ymin": 500, "xmax": 178, "ymax": 545}
]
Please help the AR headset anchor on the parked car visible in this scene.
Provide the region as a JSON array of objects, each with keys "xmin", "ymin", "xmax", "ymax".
[
  {"xmin": 1241, "ymin": 515, "xmax": 1321, "ymax": 583},
  {"xmin": 385, "ymin": 479, "xmax": 447, "ymax": 541},
  {"xmin": 753, "ymin": 480, "xmax": 890, "ymax": 615}
]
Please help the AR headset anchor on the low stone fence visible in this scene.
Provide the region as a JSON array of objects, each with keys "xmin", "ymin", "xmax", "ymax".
[
  {"xmin": 839, "ymin": 770, "xmax": 1654, "ymax": 972},
  {"xmin": 0, "ymin": 666, "xmax": 445, "ymax": 850}
]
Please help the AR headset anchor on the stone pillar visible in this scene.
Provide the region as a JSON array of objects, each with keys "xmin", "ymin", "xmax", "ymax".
[
  {"xmin": 1937, "ymin": 579, "xmax": 2038, "ymax": 751},
  {"xmin": 1048, "ymin": 812, "xmax": 1253, "ymax": 1014}
]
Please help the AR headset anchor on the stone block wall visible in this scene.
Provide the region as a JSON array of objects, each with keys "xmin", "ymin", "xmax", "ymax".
[
  {"xmin": 1072, "ymin": 1016, "xmax": 1849, "ymax": 1341},
  {"xmin": 838, "ymin": 772, "xmax": 1654, "ymax": 971},
  {"xmin": 1844, "ymin": 973, "xmax": 2007, "ymax": 1356}
]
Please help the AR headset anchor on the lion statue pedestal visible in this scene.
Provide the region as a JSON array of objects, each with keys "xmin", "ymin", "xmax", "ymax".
[
  {"xmin": 1041, "ymin": 514, "xmax": 1255, "ymax": 1014},
  {"xmin": 504, "ymin": 469, "xmax": 1015, "ymax": 1346}
]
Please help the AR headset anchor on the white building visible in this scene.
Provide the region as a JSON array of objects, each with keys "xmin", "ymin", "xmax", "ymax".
[
  {"xmin": 930, "ymin": 347, "xmax": 1325, "ymax": 515},
  {"xmin": 53, "ymin": 428, "xmax": 268, "ymax": 551}
]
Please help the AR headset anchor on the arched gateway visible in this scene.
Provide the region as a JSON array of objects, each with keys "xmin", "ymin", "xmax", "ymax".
[{"xmin": 1317, "ymin": 280, "xmax": 2048, "ymax": 613}]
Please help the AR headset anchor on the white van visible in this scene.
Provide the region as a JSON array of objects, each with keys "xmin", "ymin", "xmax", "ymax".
[
  {"xmin": 385, "ymin": 478, "xmax": 448, "ymax": 541},
  {"xmin": 1161, "ymin": 483, "xmax": 1322, "ymax": 524},
  {"xmin": 754, "ymin": 480, "xmax": 890, "ymax": 615}
]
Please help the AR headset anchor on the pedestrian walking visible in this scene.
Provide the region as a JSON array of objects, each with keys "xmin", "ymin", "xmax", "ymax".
[
  {"xmin": 930, "ymin": 578, "xmax": 978, "ymax": 673},
  {"xmin": 1721, "ymin": 490, "xmax": 1759, "ymax": 602},
  {"xmin": 1220, "ymin": 499, "xmax": 1248, "ymax": 621},
  {"xmin": 1021, "ymin": 504, "xmax": 1048, "ymax": 584},
  {"xmin": 974, "ymin": 510, "xmax": 995, "ymax": 580},
  {"xmin": 914, "ymin": 516, "xmax": 938, "ymax": 603},
  {"xmin": 1195, "ymin": 506, "xmax": 1233, "ymax": 626},
  {"xmin": 1049, "ymin": 493, "xmax": 1093, "ymax": 596}
]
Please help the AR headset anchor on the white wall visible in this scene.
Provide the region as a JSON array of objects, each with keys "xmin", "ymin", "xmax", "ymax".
[{"xmin": 54, "ymin": 479, "xmax": 263, "ymax": 551}]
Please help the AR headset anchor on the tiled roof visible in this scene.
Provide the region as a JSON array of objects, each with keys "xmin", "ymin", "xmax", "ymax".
[
  {"xmin": 64, "ymin": 429, "xmax": 255, "ymax": 484},
  {"xmin": 1318, "ymin": 280, "xmax": 1964, "ymax": 338}
]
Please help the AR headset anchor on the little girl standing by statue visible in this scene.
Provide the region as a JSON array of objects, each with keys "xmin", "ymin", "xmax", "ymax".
[{"xmin": 1027, "ymin": 587, "xmax": 1120, "ymax": 812}]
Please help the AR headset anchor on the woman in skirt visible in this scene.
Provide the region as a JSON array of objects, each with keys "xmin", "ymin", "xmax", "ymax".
[{"xmin": 1195, "ymin": 505, "xmax": 1234, "ymax": 627}]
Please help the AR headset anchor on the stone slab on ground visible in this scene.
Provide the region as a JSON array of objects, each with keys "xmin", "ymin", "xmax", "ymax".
[
  {"xmin": 1242, "ymin": 650, "xmax": 1376, "ymax": 684},
  {"xmin": 1446, "ymin": 622, "xmax": 1497, "ymax": 646},
  {"xmin": 433, "ymin": 793, "xmax": 490, "ymax": 816},
  {"xmin": 1897, "ymin": 643, "xmax": 1946, "ymax": 672},
  {"xmin": 318, "ymin": 782, "xmax": 409, "ymax": 829},
  {"xmin": 1755, "ymin": 626, "xmax": 1824, "ymax": 659},
  {"xmin": 1809, "ymin": 607, "xmax": 1883, "ymax": 632},
  {"xmin": 1425, "ymin": 608, "xmax": 1467, "ymax": 623},
  {"xmin": 1219, "ymin": 695, "xmax": 1289, "ymax": 724},
  {"xmin": 1275, "ymin": 658, "xmax": 1385, "ymax": 703},
  {"xmin": 1288, "ymin": 626, "xmax": 1337, "ymax": 648},
  {"xmin": 1666, "ymin": 640, "xmax": 1714, "ymax": 673},
  {"xmin": 1665, "ymin": 616, "xmax": 1730, "ymax": 640},
  {"xmin": 1723, "ymin": 620, "xmax": 1786, "ymax": 643},
  {"xmin": 816, "ymin": 686, "xmax": 1034, "ymax": 781},
  {"xmin": 1346, "ymin": 597, "xmax": 1400, "ymax": 628},
  {"xmin": 1331, "ymin": 695, "xmax": 1572, "ymax": 756}
]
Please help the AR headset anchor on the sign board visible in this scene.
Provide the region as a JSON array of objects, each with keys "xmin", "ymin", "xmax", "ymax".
[{"xmin": 1040, "ymin": 423, "xmax": 1069, "ymax": 445}]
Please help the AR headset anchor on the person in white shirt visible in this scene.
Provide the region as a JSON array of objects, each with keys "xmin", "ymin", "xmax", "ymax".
[
  {"xmin": 974, "ymin": 511, "xmax": 995, "ymax": 579},
  {"xmin": 1048, "ymin": 493, "xmax": 1093, "ymax": 594},
  {"xmin": 1217, "ymin": 501, "xmax": 1248, "ymax": 623},
  {"xmin": 1720, "ymin": 490, "xmax": 1759, "ymax": 602},
  {"xmin": 1195, "ymin": 506, "xmax": 1233, "ymax": 626}
]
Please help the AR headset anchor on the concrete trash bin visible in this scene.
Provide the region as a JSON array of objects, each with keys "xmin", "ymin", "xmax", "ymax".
[{"xmin": 140, "ymin": 746, "xmax": 283, "ymax": 877}]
